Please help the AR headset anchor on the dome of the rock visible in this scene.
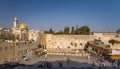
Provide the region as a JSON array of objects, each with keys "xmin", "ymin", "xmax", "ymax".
[{"xmin": 19, "ymin": 23, "xmax": 28, "ymax": 30}]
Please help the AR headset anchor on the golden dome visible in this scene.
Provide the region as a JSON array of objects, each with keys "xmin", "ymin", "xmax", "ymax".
[{"xmin": 19, "ymin": 23, "xmax": 28, "ymax": 29}]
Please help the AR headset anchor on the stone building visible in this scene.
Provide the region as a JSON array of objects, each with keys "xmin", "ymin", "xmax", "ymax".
[
  {"xmin": 29, "ymin": 30, "xmax": 40, "ymax": 42},
  {"xmin": 0, "ymin": 42, "xmax": 14, "ymax": 61},
  {"xmin": 0, "ymin": 28, "xmax": 14, "ymax": 41},
  {"xmin": 0, "ymin": 41, "xmax": 43, "ymax": 61},
  {"xmin": 0, "ymin": 17, "xmax": 44, "ymax": 62},
  {"xmin": 0, "ymin": 29, "xmax": 44, "ymax": 61},
  {"xmin": 12, "ymin": 17, "xmax": 29, "ymax": 41}
]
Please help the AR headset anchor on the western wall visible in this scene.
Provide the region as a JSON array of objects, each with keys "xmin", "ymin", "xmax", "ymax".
[
  {"xmin": 45, "ymin": 32, "xmax": 120, "ymax": 51},
  {"xmin": 46, "ymin": 34, "xmax": 96, "ymax": 51}
]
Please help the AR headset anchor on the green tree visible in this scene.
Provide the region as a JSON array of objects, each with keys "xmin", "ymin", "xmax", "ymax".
[
  {"xmin": 79, "ymin": 25, "xmax": 90, "ymax": 35},
  {"xmin": 54, "ymin": 31, "xmax": 64, "ymax": 35},
  {"xmin": 75, "ymin": 25, "xmax": 79, "ymax": 34},
  {"xmin": 64, "ymin": 27, "xmax": 69, "ymax": 34},
  {"xmin": 108, "ymin": 39, "xmax": 120, "ymax": 45},
  {"xmin": 71, "ymin": 26, "xmax": 75, "ymax": 34},
  {"xmin": 106, "ymin": 45, "xmax": 110, "ymax": 48},
  {"xmin": 75, "ymin": 25, "xmax": 90, "ymax": 35},
  {"xmin": 48, "ymin": 28, "xmax": 54, "ymax": 34},
  {"xmin": 75, "ymin": 28, "xmax": 79, "ymax": 34},
  {"xmin": 109, "ymin": 39, "xmax": 115, "ymax": 45},
  {"xmin": 44, "ymin": 31, "xmax": 49, "ymax": 34}
]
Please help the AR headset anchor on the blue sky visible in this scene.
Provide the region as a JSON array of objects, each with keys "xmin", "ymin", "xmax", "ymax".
[{"xmin": 0, "ymin": 0, "xmax": 120, "ymax": 32}]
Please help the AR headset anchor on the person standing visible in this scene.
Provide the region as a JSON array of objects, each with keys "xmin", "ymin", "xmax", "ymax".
[{"xmin": 67, "ymin": 57, "xmax": 70, "ymax": 65}]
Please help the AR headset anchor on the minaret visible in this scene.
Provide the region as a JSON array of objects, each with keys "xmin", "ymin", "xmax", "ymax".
[{"xmin": 13, "ymin": 17, "xmax": 18, "ymax": 28}]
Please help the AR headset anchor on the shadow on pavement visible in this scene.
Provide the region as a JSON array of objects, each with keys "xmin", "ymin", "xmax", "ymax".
[{"xmin": 0, "ymin": 60, "xmax": 120, "ymax": 69}]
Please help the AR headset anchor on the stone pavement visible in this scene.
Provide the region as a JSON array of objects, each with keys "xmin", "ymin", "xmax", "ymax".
[
  {"xmin": 18, "ymin": 54, "xmax": 113, "ymax": 68},
  {"xmin": 2, "ymin": 54, "xmax": 120, "ymax": 69}
]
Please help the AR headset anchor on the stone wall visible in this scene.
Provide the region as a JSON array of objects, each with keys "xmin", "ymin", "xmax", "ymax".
[
  {"xmin": 46, "ymin": 32, "xmax": 120, "ymax": 51},
  {"xmin": 0, "ymin": 42, "xmax": 13, "ymax": 61},
  {"xmin": 0, "ymin": 30, "xmax": 45, "ymax": 61},
  {"xmin": 46, "ymin": 34, "xmax": 97, "ymax": 50},
  {"xmin": 0, "ymin": 41, "xmax": 42, "ymax": 61}
]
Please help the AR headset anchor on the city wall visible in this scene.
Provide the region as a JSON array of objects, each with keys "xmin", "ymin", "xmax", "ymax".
[
  {"xmin": 46, "ymin": 32, "xmax": 120, "ymax": 51},
  {"xmin": 46, "ymin": 34, "xmax": 97, "ymax": 51}
]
